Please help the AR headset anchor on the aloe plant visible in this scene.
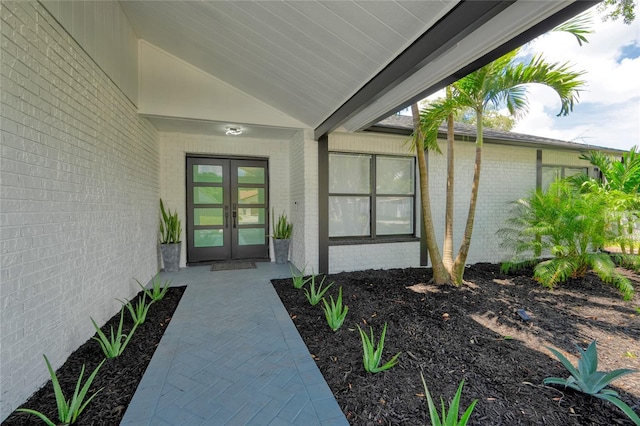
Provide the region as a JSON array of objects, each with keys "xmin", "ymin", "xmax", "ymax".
[
  {"xmin": 136, "ymin": 276, "xmax": 171, "ymax": 302},
  {"xmin": 119, "ymin": 293, "xmax": 153, "ymax": 326},
  {"xmin": 304, "ymin": 274, "xmax": 333, "ymax": 306},
  {"xmin": 17, "ymin": 355, "xmax": 104, "ymax": 426},
  {"xmin": 544, "ymin": 340, "xmax": 640, "ymax": 424},
  {"xmin": 421, "ymin": 373, "xmax": 477, "ymax": 426},
  {"xmin": 321, "ymin": 287, "xmax": 348, "ymax": 331},
  {"xmin": 272, "ymin": 208, "xmax": 293, "ymax": 239},
  {"xmin": 91, "ymin": 308, "xmax": 137, "ymax": 358},
  {"xmin": 290, "ymin": 265, "xmax": 312, "ymax": 289},
  {"xmin": 357, "ymin": 322, "xmax": 400, "ymax": 373}
]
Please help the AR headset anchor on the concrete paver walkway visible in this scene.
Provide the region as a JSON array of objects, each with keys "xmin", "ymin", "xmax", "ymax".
[{"xmin": 121, "ymin": 263, "xmax": 348, "ymax": 426}]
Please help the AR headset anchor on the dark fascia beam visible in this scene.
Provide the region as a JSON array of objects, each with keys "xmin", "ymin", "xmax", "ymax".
[
  {"xmin": 315, "ymin": 0, "xmax": 598, "ymax": 140},
  {"xmin": 314, "ymin": 0, "xmax": 514, "ymax": 140}
]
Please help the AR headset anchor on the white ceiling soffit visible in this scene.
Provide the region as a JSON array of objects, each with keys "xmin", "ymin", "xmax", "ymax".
[
  {"xmin": 340, "ymin": 1, "xmax": 579, "ymax": 133},
  {"xmin": 120, "ymin": 0, "xmax": 458, "ymax": 128},
  {"xmin": 144, "ymin": 116, "xmax": 301, "ymax": 140}
]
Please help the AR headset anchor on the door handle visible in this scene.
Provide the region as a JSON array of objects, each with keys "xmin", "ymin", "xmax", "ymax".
[
  {"xmin": 232, "ymin": 203, "xmax": 237, "ymax": 229},
  {"xmin": 224, "ymin": 206, "xmax": 229, "ymax": 229}
]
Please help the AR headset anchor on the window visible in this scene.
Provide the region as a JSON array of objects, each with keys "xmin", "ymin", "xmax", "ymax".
[
  {"xmin": 541, "ymin": 165, "xmax": 588, "ymax": 190},
  {"xmin": 329, "ymin": 153, "xmax": 415, "ymax": 238}
]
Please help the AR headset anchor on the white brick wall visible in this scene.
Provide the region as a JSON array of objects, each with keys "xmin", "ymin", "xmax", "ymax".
[
  {"xmin": 158, "ymin": 132, "xmax": 291, "ymax": 265},
  {"xmin": 0, "ymin": 2, "xmax": 159, "ymax": 420},
  {"xmin": 327, "ymin": 131, "xmax": 543, "ymax": 272}
]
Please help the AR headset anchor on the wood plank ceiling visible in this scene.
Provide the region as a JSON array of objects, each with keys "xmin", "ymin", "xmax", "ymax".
[{"xmin": 120, "ymin": 0, "xmax": 593, "ymax": 138}]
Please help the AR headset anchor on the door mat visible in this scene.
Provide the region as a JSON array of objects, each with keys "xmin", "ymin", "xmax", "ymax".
[{"xmin": 211, "ymin": 261, "xmax": 256, "ymax": 271}]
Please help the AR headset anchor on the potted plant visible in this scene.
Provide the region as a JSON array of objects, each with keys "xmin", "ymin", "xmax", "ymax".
[
  {"xmin": 272, "ymin": 208, "xmax": 293, "ymax": 264},
  {"xmin": 160, "ymin": 199, "xmax": 182, "ymax": 272}
]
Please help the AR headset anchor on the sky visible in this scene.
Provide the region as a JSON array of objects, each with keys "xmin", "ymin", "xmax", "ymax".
[
  {"xmin": 511, "ymin": 4, "xmax": 640, "ymax": 152},
  {"xmin": 419, "ymin": 4, "xmax": 640, "ymax": 152}
]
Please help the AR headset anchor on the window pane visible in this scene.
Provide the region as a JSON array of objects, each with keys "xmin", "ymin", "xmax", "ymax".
[
  {"xmin": 238, "ymin": 208, "xmax": 265, "ymax": 225},
  {"xmin": 194, "ymin": 187, "xmax": 223, "ymax": 204},
  {"xmin": 193, "ymin": 165, "xmax": 223, "ymax": 183},
  {"xmin": 565, "ymin": 167, "xmax": 587, "ymax": 178},
  {"xmin": 329, "ymin": 196, "xmax": 370, "ymax": 237},
  {"xmin": 329, "ymin": 153, "xmax": 370, "ymax": 194},
  {"xmin": 238, "ymin": 167, "xmax": 265, "ymax": 184},
  {"xmin": 194, "ymin": 229, "xmax": 223, "ymax": 247},
  {"xmin": 542, "ymin": 166, "xmax": 561, "ymax": 191},
  {"xmin": 194, "ymin": 208, "xmax": 223, "ymax": 226},
  {"xmin": 238, "ymin": 188, "xmax": 265, "ymax": 204},
  {"xmin": 376, "ymin": 197, "xmax": 413, "ymax": 235},
  {"xmin": 238, "ymin": 228, "xmax": 265, "ymax": 245},
  {"xmin": 377, "ymin": 156, "xmax": 414, "ymax": 194}
]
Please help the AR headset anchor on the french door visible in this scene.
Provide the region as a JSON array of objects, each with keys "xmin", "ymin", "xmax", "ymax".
[{"xmin": 186, "ymin": 156, "xmax": 269, "ymax": 263}]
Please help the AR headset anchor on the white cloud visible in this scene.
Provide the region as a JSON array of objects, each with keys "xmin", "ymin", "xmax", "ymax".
[{"xmin": 513, "ymin": 6, "xmax": 640, "ymax": 151}]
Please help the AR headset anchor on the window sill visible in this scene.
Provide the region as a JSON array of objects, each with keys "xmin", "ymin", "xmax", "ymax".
[{"xmin": 329, "ymin": 236, "xmax": 419, "ymax": 246}]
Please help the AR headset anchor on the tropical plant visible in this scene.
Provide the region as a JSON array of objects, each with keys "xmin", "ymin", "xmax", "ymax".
[
  {"xmin": 572, "ymin": 146, "xmax": 640, "ymax": 254},
  {"xmin": 321, "ymin": 287, "xmax": 348, "ymax": 331},
  {"xmin": 272, "ymin": 208, "xmax": 293, "ymax": 239},
  {"xmin": 17, "ymin": 355, "xmax": 105, "ymax": 426},
  {"xmin": 137, "ymin": 276, "xmax": 171, "ymax": 302},
  {"xmin": 290, "ymin": 264, "xmax": 312, "ymax": 289},
  {"xmin": 356, "ymin": 322, "xmax": 401, "ymax": 373},
  {"xmin": 613, "ymin": 253, "xmax": 640, "ymax": 273},
  {"xmin": 412, "ymin": 47, "xmax": 585, "ymax": 285},
  {"xmin": 544, "ymin": 340, "xmax": 640, "ymax": 425},
  {"xmin": 304, "ymin": 274, "xmax": 333, "ymax": 306},
  {"xmin": 91, "ymin": 309, "xmax": 137, "ymax": 358},
  {"xmin": 421, "ymin": 373, "xmax": 477, "ymax": 426},
  {"xmin": 499, "ymin": 179, "xmax": 634, "ymax": 300},
  {"xmin": 160, "ymin": 198, "xmax": 181, "ymax": 244},
  {"xmin": 119, "ymin": 293, "xmax": 153, "ymax": 326}
]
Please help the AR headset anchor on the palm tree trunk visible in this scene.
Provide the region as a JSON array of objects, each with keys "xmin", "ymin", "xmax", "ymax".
[
  {"xmin": 412, "ymin": 103, "xmax": 449, "ymax": 284},
  {"xmin": 452, "ymin": 109, "xmax": 483, "ymax": 284},
  {"xmin": 442, "ymin": 106, "xmax": 455, "ymax": 273}
]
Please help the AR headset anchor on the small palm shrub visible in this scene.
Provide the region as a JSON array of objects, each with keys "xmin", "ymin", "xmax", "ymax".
[
  {"xmin": 544, "ymin": 340, "xmax": 640, "ymax": 425},
  {"xmin": 499, "ymin": 180, "xmax": 634, "ymax": 300}
]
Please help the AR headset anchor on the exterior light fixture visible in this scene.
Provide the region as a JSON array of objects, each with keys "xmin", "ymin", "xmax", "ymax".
[{"xmin": 225, "ymin": 127, "xmax": 242, "ymax": 136}]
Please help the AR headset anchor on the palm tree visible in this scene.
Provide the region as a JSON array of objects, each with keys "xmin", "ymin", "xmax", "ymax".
[{"xmin": 414, "ymin": 50, "xmax": 585, "ymax": 285}]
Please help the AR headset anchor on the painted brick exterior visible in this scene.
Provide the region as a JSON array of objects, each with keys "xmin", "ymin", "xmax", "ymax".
[
  {"xmin": 0, "ymin": 2, "xmax": 159, "ymax": 419},
  {"xmin": 158, "ymin": 132, "xmax": 291, "ymax": 265}
]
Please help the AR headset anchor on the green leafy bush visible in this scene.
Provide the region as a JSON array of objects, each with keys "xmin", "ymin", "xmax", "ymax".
[
  {"xmin": 321, "ymin": 287, "xmax": 348, "ymax": 331},
  {"xmin": 357, "ymin": 322, "xmax": 400, "ymax": 373},
  {"xmin": 499, "ymin": 180, "xmax": 634, "ymax": 300},
  {"xmin": 91, "ymin": 309, "xmax": 137, "ymax": 358},
  {"xmin": 17, "ymin": 355, "xmax": 105, "ymax": 426},
  {"xmin": 421, "ymin": 373, "xmax": 477, "ymax": 426},
  {"xmin": 304, "ymin": 274, "xmax": 333, "ymax": 306},
  {"xmin": 544, "ymin": 340, "xmax": 640, "ymax": 424}
]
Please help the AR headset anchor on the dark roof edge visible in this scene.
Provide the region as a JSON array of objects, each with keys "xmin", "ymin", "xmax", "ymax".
[{"xmin": 365, "ymin": 124, "xmax": 627, "ymax": 155}]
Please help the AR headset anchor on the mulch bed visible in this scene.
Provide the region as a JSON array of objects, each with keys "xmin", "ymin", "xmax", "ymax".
[
  {"xmin": 2, "ymin": 286, "xmax": 185, "ymax": 426},
  {"xmin": 272, "ymin": 263, "xmax": 640, "ymax": 425}
]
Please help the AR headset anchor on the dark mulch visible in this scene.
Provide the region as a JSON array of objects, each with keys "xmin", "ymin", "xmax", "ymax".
[
  {"xmin": 2, "ymin": 286, "xmax": 185, "ymax": 426},
  {"xmin": 272, "ymin": 263, "xmax": 640, "ymax": 425}
]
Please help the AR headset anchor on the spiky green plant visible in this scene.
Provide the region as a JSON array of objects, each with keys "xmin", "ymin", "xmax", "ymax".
[
  {"xmin": 290, "ymin": 265, "xmax": 312, "ymax": 289},
  {"xmin": 136, "ymin": 276, "xmax": 171, "ymax": 302},
  {"xmin": 160, "ymin": 198, "xmax": 181, "ymax": 244},
  {"xmin": 499, "ymin": 179, "xmax": 634, "ymax": 300},
  {"xmin": 118, "ymin": 293, "xmax": 153, "ymax": 326},
  {"xmin": 357, "ymin": 322, "xmax": 400, "ymax": 373},
  {"xmin": 544, "ymin": 340, "xmax": 640, "ymax": 425},
  {"xmin": 272, "ymin": 208, "xmax": 293, "ymax": 239},
  {"xmin": 304, "ymin": 274, "xmax": 333, "ymax": 306},
  {"xmin": 421, "ymin": 373, "xmax": 477, "ymax": 426},
  {"xmin": 17, "ymin": 355, "xmax": 104, "ymax": 426},
  {"xmin": 321, "ymin": 287, "xmax": 348, "ymax": 331},
  {"xmin": 91, "ymin": 308, "xmax": 137, "ymax": 358}
]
